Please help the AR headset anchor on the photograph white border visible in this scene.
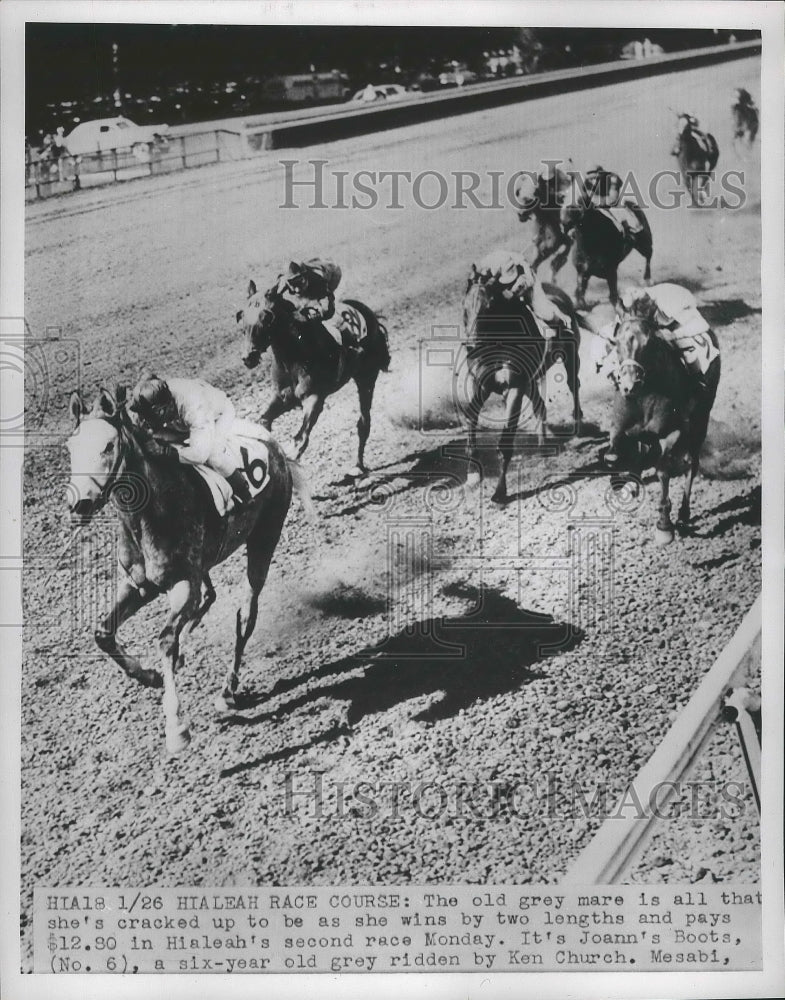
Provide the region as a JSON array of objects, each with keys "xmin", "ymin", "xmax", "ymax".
[{"xmin": 2, "ymin": 2, "xmax": 782, "ymax": 998}]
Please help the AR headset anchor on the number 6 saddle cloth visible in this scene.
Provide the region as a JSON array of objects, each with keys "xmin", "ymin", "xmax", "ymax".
[{"xmin": 194, "ymin": 420, "xmax": 273, "ymax": 517}]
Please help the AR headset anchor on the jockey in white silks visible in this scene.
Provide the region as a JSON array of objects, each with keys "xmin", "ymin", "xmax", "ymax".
[
  {"xmin": 476, "ymin": 249, "xmax": 573, "ymax": 336},
  {"xmin": 599, "ymin": 283, "xmax": 720, "ymax": 388},
  {"xmin": 128, "ymin": 375, "xmax": 265, "ymax": 505}
]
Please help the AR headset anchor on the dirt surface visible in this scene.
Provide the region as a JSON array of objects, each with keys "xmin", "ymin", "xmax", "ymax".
[{"xmin": 21, "ymin": 56, "xmax": 762, "ymax": 965}]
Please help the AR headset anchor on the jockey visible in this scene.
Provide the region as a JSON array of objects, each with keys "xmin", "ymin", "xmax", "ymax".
[
  {"xmin": 582, "ymin": 164, "xmax": 644, "ymax": 235},
  {"xmin": 735, "ymin": 87, "xmax": 755, "ymax": 107},
  {"xmin": 477, "ymin": 250, "xmax": 573, "ymax": 336},
  {"xmin": 128, "ymin": 374, "xmax": 253, "ymax": 506},
  {"xmin": 601, "ymin": 283, "xmax": 720, "ymax": 393},
  {"xmin": 536, "ymin": 162, "xmax": 570, "ymax": 209},
  {"xmin": 671, "ymin": 112, "xmax": 709, "ymax": 155},
  {"xmin": 273, "ymin": 258, "xmax": 343, "ymax": 322}
]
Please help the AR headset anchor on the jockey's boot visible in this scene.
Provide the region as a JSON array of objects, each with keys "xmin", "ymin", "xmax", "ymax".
[{"xmin": 227, "ymin": 470, "xmax": 253, "ymax": 507}]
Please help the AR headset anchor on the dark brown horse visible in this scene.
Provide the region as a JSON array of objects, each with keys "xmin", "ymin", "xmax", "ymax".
[
  {"xmin": 672, "ymin": 113, "xmax": 720, "ymax": 206},
  {"xmin": 560, "ymin": 185, "xmax": 653, "ymax": 309},
  {"xmin": 461, "ymin": 268, "xmax": 583, "ymax": 504},
  {"xmin": 731, "ymin": 92, "xmax": 759, "ymax": 151},
  {"xmin": 608, "ymin": 301, "xmax": 720, "ymax": 544},
  {"xmin": 66, "ymin": 387, "xmax": 298, "ymax": 754},
  {"xmin": 238, "ymin": 282, "xmax": 390, "ymax": 478}
]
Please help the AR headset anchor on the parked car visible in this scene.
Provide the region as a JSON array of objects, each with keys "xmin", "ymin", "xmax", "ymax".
[
  {"xmin": 349, "ymin": 84, "xmax": 409, "ymax": 103},
  {"xmin": 438, "ymin": 63, "xmax": 480, "ymax": 87},
  {"xmin": 64, "ymin": 117, "xmax": 170, "ymax": 158}
]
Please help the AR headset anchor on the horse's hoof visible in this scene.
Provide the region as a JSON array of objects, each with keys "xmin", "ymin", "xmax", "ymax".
[
  {"xmin": 490, "ymin": 488, "xmax": 508, "ymax": 506},
  {"xmin": 165, "ymin": 723, "xmax": 191, "ymax": 755},
  {"xmin": 466, "ymin": 471, "xmax": 482, "ymax": 489},
  {"xmin": 346, "ymin": 465, "xmax": 367, "ymax": 480},
  {"xmin": 654, "ymin": 527, "xmax": 674, "ymax": 546},
  {"xmin": 284, "ymin": 441, "xmax": 300, "ymax": 461},
  {"xmin": 213, "ymin": 692, "xmax": 237, "ymax": 714}
]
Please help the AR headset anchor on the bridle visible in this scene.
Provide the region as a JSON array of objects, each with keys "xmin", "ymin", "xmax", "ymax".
[{"xmin": 72, "ymin": 411, "xmax": 127, "ymax": 515}]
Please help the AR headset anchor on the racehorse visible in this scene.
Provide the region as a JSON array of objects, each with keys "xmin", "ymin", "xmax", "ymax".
[
  {"xmin": 238, "ymin": 280, "xmax": 390, "ymax": 478},
  {"xmin": 513, "ymin": 172, "xmax": 572, "ymax": 278},
  {"xmin": 672, "ymin": 113, "xmax": 720, "ymax": 206},
  {"xmin": 731, "ymin": 92, "xmax": 759, "ymax": 151},
  {"xmin": 560, "ymin": 186, "xmax": 653, "ymax": 309},
  {"xmin": 461, "ymin": 267, "xmax": 583, "ymax": 504},
  {"xmin": 607, "ymin": 299, "xmax": 720, "ymax": 545},
  {"xmin": 66, "ymin": 386, "xmax": 298, "ymax": 754}
]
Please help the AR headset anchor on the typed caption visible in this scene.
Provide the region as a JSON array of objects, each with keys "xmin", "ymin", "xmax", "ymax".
[{"xmin": 34, "ymin": 885, "xmax": 761, "ymax": 974}]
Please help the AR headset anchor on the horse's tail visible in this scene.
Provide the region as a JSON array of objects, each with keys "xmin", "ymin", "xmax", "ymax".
[
  {"xmin": 343, "ymin": 298, "xmax": 391, "ymax": 372},
  {"xmin": 287, "ymin": 457, "xmax": 317, "ymax": 523}
]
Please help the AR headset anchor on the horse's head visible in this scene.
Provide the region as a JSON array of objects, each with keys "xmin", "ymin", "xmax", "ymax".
[
  {"xmin": 559, "ymin": 173, "xmax": 589, "ymax": 229},
  {"xmin": 66, "ymin": 388, "xmax": 125, "ymax": 523},
  {"xmin": 614, "ymin": 295, "xmax": 659, "ymax": 396},
  {"xmin": 512, "ymin": 172, "xmax": 540, "ymax": 221},
  {"xmin": 462, "ymin": 264, "xmax": 503, "ymax": 343},
  {"xmin": 237, "ymin": 279, "xmax": 278, "ymax": 369}
]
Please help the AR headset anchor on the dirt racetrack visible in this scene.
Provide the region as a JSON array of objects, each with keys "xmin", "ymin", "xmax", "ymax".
[{"xmin": 21, "ymin": 54, "xmax": 762, "ymax": 964}]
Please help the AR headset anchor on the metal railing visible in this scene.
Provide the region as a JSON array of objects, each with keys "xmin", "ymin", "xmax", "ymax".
[{"xmin": 25, "ymin": 129, "xmax": 245, "ymax": 200}]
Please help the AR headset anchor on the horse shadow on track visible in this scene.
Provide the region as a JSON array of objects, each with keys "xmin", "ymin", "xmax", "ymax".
[
  {"xmin": 700, "ymin": 299, "xmax": 761, "ymax": 328},
  {"xmin": 219, "ymin": 586, "xmax": 584, "ymax": 776},
  {"xmin": 322, "ymin": 428, "xmax": 607, "ymax": 518},
  {"xmin": 690, "ymin": 484, "xmax": 761, "ymax": 541}
]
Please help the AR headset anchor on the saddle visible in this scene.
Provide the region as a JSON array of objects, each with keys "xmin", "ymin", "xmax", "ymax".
[
  {"xmin": 322, "ymin": 301, "xmax": 369, "ymax": 350},
  {"xmin": 596, "ymin": 204, "xmax": 643, "ymax": 237},
  {"xmin": 193, "ymin": 426, "xmax": 273, "ymax": 517}
]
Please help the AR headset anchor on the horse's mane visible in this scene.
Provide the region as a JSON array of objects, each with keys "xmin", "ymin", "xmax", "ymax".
[{"xmin": 626, "ymin": 294, "xmax": 659, "ymax": 324}]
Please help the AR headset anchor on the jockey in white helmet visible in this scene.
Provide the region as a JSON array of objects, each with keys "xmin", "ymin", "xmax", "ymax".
[
  {"xmin": 477, "ymin": 249, "xmax": 573, "ymax": 335},
  {"xmin": 600, "ymin": 283, "xmax": 720, "ymax": 391},
  {"xmin": 128, "ymin": 374, "xmax": 253, "ymax": 505}
]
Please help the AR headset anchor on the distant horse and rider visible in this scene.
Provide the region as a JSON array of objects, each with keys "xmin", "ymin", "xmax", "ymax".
[
  {"xmin": 731, "ymin": 88, "xmax": 759, "ymax": 152},
  {"xmin": 671, "ymin": 112, "xmax": 720, "ymax": 206}
]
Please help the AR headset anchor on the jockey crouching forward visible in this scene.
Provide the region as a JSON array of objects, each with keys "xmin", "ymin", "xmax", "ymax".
[
  {"xmin": 128, "ymin": 374, "xmax": 254, "ymax": 506},
  {"xmin": 274, "ymin": 258, "xmax": 343, "ymax": 322},
  {"xmin": 479, "ymin": 250, "xmax": 573, "ymax": 337},
  {"xmin": 579, "ymin": 164, "xmax": 645, "ymax": 237}
]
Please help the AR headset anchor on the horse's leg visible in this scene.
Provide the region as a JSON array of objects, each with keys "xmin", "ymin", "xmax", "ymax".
[
  {"xmin": 492, "ymin": 384, "xmax": 524, "ymax": 505},
  {"xmin": 564, "ymin": 327, "xmax": 583, "ymax": 431},
  {"xmin": 216, "ymin": 514, "xmax": 283, "ymax": 712},
  {"xmin": 351, "ymin": 373, "xmax": 377, "ymax": 478},
  {"xmin": 654, "ymin": 469, "xmax": 674, "ymax": 546},
  {"xmin": 258, "ymin": 388, "xmax": 291, "ymax": 431},
  {"xmin": 291, "ymin": 392, "xmax": 324, "ymax": 461},
  {"xmin": 158, "ymin": 579, "xmax": 199, "ymax": 754},
  {"xmin": 187, "ymin": 573, "xmax": 216, "ymax": 633},
  {"xmin": 575, "ymin": 267, "xmax": 590, "ymax": 311},
  {"xmin": 679, "ymin": 453, "xmax": 700, "ymax": 525},
  {"xmin": 94, "ymin": 577, "xmax": 160, "ymax": 688},
  {"xmin": 465, "ymin": 376, "xmax": 492, "ymax": 488},
  {"xmin": 606, "ymin": 268, "xmax": 619, "ymax": 307}
]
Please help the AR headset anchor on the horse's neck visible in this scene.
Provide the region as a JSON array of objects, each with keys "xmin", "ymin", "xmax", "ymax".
[
  {"xmin": 641, "ymin": 331, "xmax": 684, "ymax": 389},
  {"xmin": 113, "ymin": 430, "xmax": 173, "ymax": 535}
]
